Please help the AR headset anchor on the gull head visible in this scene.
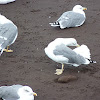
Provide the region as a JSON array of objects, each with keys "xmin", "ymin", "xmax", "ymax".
[
  {"xmin": 72, "ymin": 5, "xmax": 87, "ymax": 16},
  {"xmin": 65, "ymin": 38, "xmax": 80, "ymax": 47},
  {"xmin": 18, "ymin": 86, "xmax": 37, "ymax": 100},
  {"xmin": 54, "ymin": 38, "xmax": 80, "ymax": 47},
  {"xmin": 73, "ymin": 5, "xmax": 87, "ymax": 11}
]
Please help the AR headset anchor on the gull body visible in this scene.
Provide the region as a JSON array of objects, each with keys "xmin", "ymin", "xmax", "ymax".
[
  {"xmin": 0, "ymin": 14, "xmax": 18, "ymax": 55},
  {"xmin": 0, "ymin": 85, "xmax": 37, "ymax": 100},
  {"xmin": 50, "ymin": 5, "xmax": 87, "ymax": 29},
  {"xmin": 44, "ymin": 38, "xmax": 95, "ymax": 75}
]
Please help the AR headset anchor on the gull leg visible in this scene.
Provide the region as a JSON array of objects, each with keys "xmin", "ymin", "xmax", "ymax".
[
  {"xmin": 3, "ymin": 46, "xmax": 13, "ymax": 52},
  {"xmin": 55, "ymin": 64, "xmax": 64, "ymax": 75}
]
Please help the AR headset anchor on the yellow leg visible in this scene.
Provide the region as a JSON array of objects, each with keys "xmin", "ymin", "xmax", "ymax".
[
  {"xmin": 3, "ymin": 46, "xmax": 13, "ymax": 52},
  {"xmin": 55, "ymin": 64, "xmax": 64, "ymax": 75}
]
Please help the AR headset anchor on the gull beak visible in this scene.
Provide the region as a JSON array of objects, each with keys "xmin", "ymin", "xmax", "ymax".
[
  {"xmin": 76, "ymin": 44, "xmax": 80, "ymax": 47},
  {"xmin": 83, "ymin": 7, "xmax": 87, "ymax": 10},
  {"xmin": 33, "ymin": 92, "xmax": 37, "ymax": 96}
]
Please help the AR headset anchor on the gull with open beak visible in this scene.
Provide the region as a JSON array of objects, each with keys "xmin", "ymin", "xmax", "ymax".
[
  {"xmin": 44, "ymin": 38, "xmax": 96, "ymax": 75},
  {"xmin": 49, "ymin": 5, "xmax": 87, "ymax": 29}
]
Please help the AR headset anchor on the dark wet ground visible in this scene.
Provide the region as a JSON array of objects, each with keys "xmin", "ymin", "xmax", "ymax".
[{"xmin": 0, "ymin": 0, "xmax": 100, "ymax": 100}]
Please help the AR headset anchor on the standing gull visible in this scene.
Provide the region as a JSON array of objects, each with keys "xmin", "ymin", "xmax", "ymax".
[
  {"xmin": 0, "ymin": 0, "xmax": 15, "ymax": 4},
  {"xmin": 49, "ymin": 5, "xmax": 87, "ymax": 29},
  {"xmin": 44, "ymin": 38, "xmax": 96, "ymax": 75},
  {"xmin": 0, "ymin": 14, "xmax": 18, "ymax": 55},
  {"xmin": 0, "ymin": 84, "xmax": 37, "ymax": 100}
]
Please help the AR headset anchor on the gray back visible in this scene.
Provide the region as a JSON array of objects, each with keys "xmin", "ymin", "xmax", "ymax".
[
  {"xmin": 0, "ymin": 85, "xmax": 22, "ymax": 100},
  {"xmin": 53, "ymin": 44, "xmax": 86, "ymax": 65},
  {"xmin": 57, "ymin": 11, "xmax": 85, "ymax": 28}
]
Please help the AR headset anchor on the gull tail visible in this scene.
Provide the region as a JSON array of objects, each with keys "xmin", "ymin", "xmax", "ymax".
[{"xmin": 49, "ymin": 21, "xmax": 60, "ymax": 27}]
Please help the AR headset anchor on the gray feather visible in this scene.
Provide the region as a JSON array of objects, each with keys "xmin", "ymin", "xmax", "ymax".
[
  {"xmin": 0, "ymin": 23, "xmax": 18, "ymax": 53},
  {"xmin": 0, "ymin": 85, "xmax": 22, "ymax": 100},
  {"xmin": 53, "ymin": 44, "xmax": 86, "ymax": 65},
  {"xmin": 56, "ymin": 11, "xmax": 85, "ymax": 28}
]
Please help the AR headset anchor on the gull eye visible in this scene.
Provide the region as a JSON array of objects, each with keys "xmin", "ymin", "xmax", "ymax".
[
  {"xmin": 73, "ymin": 43, "xmax": 76, "ymax": 45},
  {"xmin": 25, "ymin": 89, "xmax": 29, "ymax": 92}
]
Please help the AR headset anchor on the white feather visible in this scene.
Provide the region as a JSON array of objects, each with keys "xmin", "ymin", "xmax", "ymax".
[
  {"xmin": 0, "ymin": 0, "xmax": 15, "ymax": 4},
  {"xmin": 73, "ymin": 44, "xmax": 91, "ymax": 59}
]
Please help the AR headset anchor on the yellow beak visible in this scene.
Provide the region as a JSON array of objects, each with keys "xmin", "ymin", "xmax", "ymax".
[
  {"xmin": 83, "ymin": 7, "xmax": 87, "ymax": 10},
  {"xmin": 76, "ymin": 44, "xmax": 80, "ymax": 47},
  {"xmin": 33, "ymin": 92, "xmax": 37, "ymax": 96}
]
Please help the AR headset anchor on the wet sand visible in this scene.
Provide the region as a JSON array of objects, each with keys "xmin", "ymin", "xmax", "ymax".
[{"xmin": 0, "ymin": 0, "xmax": 100, "ymax": 100}]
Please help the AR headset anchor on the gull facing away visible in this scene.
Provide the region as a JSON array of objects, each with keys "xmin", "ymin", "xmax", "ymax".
[
  {"xmin": 49, "ymin": 5, "xmax": 87, "ymax": 29},
  {"xmin": 0, "ymin": 14, "xmax": 18, "ymax": 55},
  {"xmin": 0, "ymin": 0, "xmax": 15, "ymax": 4},
  {"xmin": 44, "ymin": 38, "xmax": 96, "ymax": 75},
  {"xmin": 0, "ymin": 84, "xmax": 37, "ymax": 100}
]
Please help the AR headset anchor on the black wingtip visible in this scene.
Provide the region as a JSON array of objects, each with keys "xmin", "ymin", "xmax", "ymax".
[
  {"xmin": 90, "ymin": 60, "xmax": 96, "ymax": 63},
  {"xmin": 54, "ymin": 21, "xmax": 59, "ymax": 25},
  {"xmin": 87, "ymin": 59, "xmax": 96, "ymax": 63}
]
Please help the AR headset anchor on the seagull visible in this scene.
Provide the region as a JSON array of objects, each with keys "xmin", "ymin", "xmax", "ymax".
[
  {"xmin": 0, "ymin": 84, "xmax": 37, "ymax": 100},
  {"xmin": 49, "ymin": 5, "xmax": 87, "ymax": 29},
  {"xmin": 0, "ymin": 0, "xmax": 15, "ymax": 4},
  {"xmin": 0, "ymin": 14, "xmax": 18, "ymax": 55},
  {"xmin": 44, "ymin": 38, "xmax": 96, "ymax": 75}
]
